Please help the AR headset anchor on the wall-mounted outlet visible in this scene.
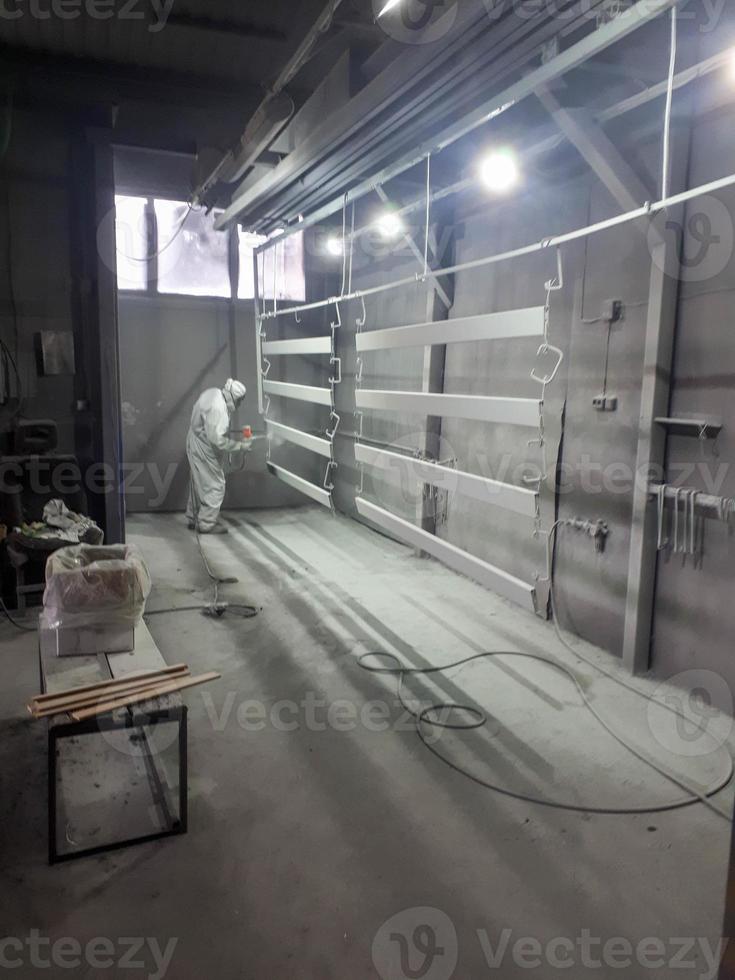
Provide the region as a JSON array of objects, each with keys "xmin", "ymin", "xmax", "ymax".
[
  {"xmin": 593, "ymin": 394, "xmax": 618, "ymax": 412},
  {"xmin": 602, "ymin": 299, "xmax": 624, "ymax": 323}
]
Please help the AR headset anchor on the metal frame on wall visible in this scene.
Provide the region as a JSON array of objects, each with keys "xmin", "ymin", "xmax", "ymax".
[{"xmin": 254, "ymin": 242, "xmax": 341, "ymax": 509}]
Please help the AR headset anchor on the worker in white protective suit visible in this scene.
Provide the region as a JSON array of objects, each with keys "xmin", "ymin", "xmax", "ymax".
[{"xmin": 186, "ymin": 379, "xmax": 250, "ymax": 534}]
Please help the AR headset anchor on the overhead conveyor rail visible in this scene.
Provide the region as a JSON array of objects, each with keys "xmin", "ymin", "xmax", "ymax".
[
  {"xmin": 355, "ymin": 390, "xmax": 541, "ymax": 428},
  {"xmin": 355, "ymin": 498, "xmax": 538, "ymax": 613},
  {"xmin": 355, "ymin": 444, "xmax": 538, "ymax": 518},
  {"xmin": 356, "ymin": 308, "xmax": 545, "ymax": 352}
]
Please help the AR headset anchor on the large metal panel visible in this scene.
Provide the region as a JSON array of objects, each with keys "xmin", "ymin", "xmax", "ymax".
[
  {"xmin": 263, "ymin": 379, "xmax": 333, "ymax": 406},
  {"xmin": 262, "ymin": 336, "xmax": 332, "ymax": 356},
  {"xmin": 267, "ymin": 463, "xmax": 332, "ymax": 508},
  {"xmin": 355, "ymin": 444, "xmax": 538, "ymax": 518},
  {"xmin": 267, "ymin": 420, "xmax": 332, "ymax": 458},
  {"xmin": 355, "ymin": 497, "xmax": 536, "ymax": 612},
  {"xmin": 355, "ymin": 390, "xmax": 540, "ymax": 427},
  {"xmin": 356, "ymin": 307, "xmax": 545, "ymax": 352}
]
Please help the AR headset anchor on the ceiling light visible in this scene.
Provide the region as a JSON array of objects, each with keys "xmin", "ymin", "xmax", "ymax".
[
  {"xmin": 479, "ymin": 149, "xmax": 519, "ymax": 194},
  {"xmin": 376, "ymin": 211, "xmax": 403, "ymax": 239},
  {"xmin": 377, "ymin": 0, "xmax": 402, "ymax": 16},
  {"xmin": 326, "ymin": 236, "xmax": 343, "ymax": 257}
]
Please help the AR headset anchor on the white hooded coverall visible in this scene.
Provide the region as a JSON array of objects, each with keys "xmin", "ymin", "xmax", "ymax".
[{"xmin": 186, "ymin": 380, "xmax": 246, "ymax": 531}]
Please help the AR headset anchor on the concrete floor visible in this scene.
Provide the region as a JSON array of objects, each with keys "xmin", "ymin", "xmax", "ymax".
[{"xmin": 1, "ymin": 505, "xmax": 733, "ymax": 979}]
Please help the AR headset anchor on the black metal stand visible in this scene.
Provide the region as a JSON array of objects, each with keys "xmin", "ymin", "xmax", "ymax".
[{"xmin": 48, "ymin": 705, "xmax": 188, "ymax": 865}]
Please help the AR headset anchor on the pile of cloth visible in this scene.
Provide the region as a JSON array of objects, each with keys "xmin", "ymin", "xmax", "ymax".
[{"xmin": 16, "ymin": 500, "xmax": 103, "ymax": 545}]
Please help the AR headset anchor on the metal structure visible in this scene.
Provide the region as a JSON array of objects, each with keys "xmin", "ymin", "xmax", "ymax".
[
  {"xmin": 354, "ymin": 497, "xmax": 537, "ymax": 613},
  {"xmin": 355, "ymin": 444, "xmax": 538, "ymax": 518},
  {"xmin": 354, "ymin": 390, "xmax": 541, "ymax": 427},
  {"xmin": 355, "ymin": 307, "xmax": 546, "ymax": 352},
  {"xmin": 216, "ymin": 0, "xmax": 680, "ymax": 232},
  {"xmin": 245, "ymin": 0, "xmax": 735, "ymax": 674},
  {"xmin": 256, "ymin": 252, "xmax": 342, "ymax": 507}
]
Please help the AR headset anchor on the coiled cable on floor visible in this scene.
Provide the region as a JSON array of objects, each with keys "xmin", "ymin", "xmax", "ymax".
[{"xmin": 358, "ymin": 522, "xmax": 734, "ymax": 819}]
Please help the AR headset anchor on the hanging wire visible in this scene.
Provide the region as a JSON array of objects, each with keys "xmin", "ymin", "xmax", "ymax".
[
  {"xmin": 339, "ymin": 192, "xmax": 349, "ymax": 297},
  {"xmin": 347, "ymin": 201, "xmax": 356, "ymax": 295},
  {"xmin": 256, "ymin": 168, "xmax": 735, "ymax": 326},
  {"xmin": 662, "ymin": 7, "xmax": 678, "ymax": 200},
  {"xmin": 423, "ymin": 153, "xmax": 432, "ymax": 280}
]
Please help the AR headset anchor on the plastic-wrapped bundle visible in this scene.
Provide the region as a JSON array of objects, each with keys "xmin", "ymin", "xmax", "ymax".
[{"xmin": 43, "ymin": 544, "xmax": 152, "ymax": 630}]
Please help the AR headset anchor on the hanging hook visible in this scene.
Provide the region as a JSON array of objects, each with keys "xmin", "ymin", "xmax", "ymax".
[
  {"xmin": 356, "ymin": 293, "xmax": 367, "ymax": 331},
  {"xmin": 323, "ymin": 459, "xmax": 337, "ymax": 492},
  {"xmin": 331, "ymin": 299, "xmax": 342, "ymax": 330},
  {"xmin": 531, "ymin": 343, "xmax": 564, "ymax": 386},
  {"xmin": 326, "ymin": 409, "xmax": 341, "ymax": 441},
  {"xmin": 545, "ymin": 247, "xmax": 564, "ymax": 292}
]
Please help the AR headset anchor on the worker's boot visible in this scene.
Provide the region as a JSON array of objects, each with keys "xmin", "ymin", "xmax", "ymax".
[{"xmin": 200, "ymin": 523, "xmax": 229, "ymax": 535}]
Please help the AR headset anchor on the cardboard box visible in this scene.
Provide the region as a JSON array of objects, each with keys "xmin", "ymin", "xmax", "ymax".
[{"xmin": 39, "ymin": 614, "xmax": 134, "ymax": 657}]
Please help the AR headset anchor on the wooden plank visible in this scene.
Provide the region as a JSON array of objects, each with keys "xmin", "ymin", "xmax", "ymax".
[
  {"xmin": 32, "ymin": 664, "xmax": 188, "ymax": 705},
  {"xmin": 30, "ymin": 669, "xmax": 190, "ymax": 718},
  {"xmin": 70, "ymin": 672, "xmax": 221, "ymax": 721}
]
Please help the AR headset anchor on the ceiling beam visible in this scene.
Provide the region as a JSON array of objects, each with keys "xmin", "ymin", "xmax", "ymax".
[
  {"xmin": 535, "ymin": 85, "xmax": 652, "ymax": 210},
  {"xmin": 164, "ymin": 13, "xmax": 287, "ymax": 42},
  {"xmin": 217, "ymin": 0, "xmax": 680, "ymax": 232},
  {"xmin": 0, "ymin": 44, "xmax": 262, "ymax": 107}
]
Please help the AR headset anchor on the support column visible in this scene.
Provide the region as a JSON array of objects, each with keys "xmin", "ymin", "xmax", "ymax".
[
  {"xmin": 622, "ymin": 101, "xmax": 693, "ymax": 673},
  {"xmin": 71, "ymin": 128, "xmax": 125, "ymax": 543}
]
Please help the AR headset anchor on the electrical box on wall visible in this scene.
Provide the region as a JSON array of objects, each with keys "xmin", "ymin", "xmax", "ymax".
[{"xmin": 35, "ymin": 331, "xmax": 76, "ymax": 376}]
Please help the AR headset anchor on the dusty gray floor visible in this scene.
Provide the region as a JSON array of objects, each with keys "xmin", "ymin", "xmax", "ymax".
[{"xmin": 0, "ymin": 506, "xmax": 733, "ymax": 979}]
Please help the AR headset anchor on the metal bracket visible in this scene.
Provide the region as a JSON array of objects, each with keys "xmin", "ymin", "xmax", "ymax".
[
  {"xmin": 330, "ymin": 300, "xmax": 342, "ymax": 330},
  {"xmin": 531, "ymin": 342, "xmax": 564, "ymax": 386},
  {"xmin": 329, "ymin": 356, "xmax": 342, "ymax": 385},
  {"xmin": 323, "ymin": 459, "xmax": 337, "ymax": 492},
  {"xmin": 326, "ymin": 409, "xmax": 341, "ymax": 441}
]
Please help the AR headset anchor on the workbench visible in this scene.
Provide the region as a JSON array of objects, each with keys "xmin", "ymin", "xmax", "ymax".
[{"xmin": 39, "ymin": 620, "xmax": 187, "ymax": 864}]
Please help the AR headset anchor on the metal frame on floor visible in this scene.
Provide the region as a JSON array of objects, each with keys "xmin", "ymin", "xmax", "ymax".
[{"xmin": 48, "ymin": 705, "xmax": 188, "ymax": 865}]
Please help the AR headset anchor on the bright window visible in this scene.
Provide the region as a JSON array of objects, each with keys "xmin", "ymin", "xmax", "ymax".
[
  {"xmin": 114, "ymin": 196, "xmax": 306, "ymax": 302},
  {"xmin": 238, "ymin": 230, "xmax": 268, "ymax": 300},
  {"xmin": 155, "ymin": 200, "xmax": 230, "ymax": 298},
  {"xmin": 115, "ymin": 195, "xmax": 148, "ymax": 291},
  {"xmin": 254, "ymin": 231, "xmax": 306, "ymax": 302}
]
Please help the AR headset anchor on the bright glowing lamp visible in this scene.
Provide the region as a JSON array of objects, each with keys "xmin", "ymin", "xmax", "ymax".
[
  {"xmin": 376, "ymin": 211, "xmax": 403, "ymax": 239},
  {"xmin": 479, "ymin": 149, "xmax": 519, "ymax": 194}
]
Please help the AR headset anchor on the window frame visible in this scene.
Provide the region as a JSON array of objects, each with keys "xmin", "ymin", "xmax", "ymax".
[{"xmin": 114, "ymin": 194, "xmax": 304, "ymax": 303}]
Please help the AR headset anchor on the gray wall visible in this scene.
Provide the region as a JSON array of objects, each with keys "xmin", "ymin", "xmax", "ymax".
[
  {"xmin": 0, "ymin": 111, "xmax": 77, "ymax": 453},
  {"xmin": 118, "ymin": 293, "xmax": 304, "ymax": 513}
]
